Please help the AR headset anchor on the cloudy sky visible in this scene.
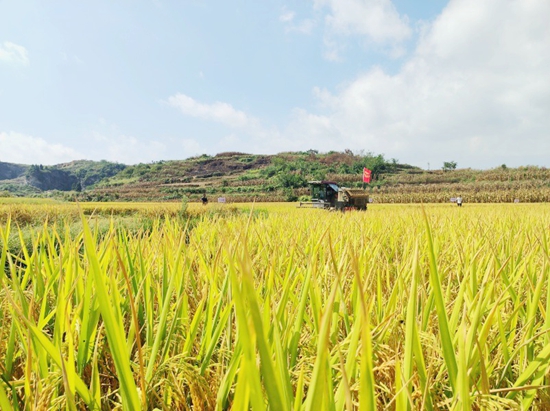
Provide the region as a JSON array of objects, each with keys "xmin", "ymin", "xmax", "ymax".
[{"xmin": 1, "ymin": 0, "xmax": 549, "ymax": 168}]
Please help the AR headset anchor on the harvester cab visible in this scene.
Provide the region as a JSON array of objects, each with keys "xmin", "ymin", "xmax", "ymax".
[{"xmin": 300, "ymin": 181, "xmax": 369, "ymax": 211}]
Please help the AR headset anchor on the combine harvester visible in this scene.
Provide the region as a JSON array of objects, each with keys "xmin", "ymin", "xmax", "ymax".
[{"xmin": 299, "ymin": 180, "xmax": 369, "ymax": 211}]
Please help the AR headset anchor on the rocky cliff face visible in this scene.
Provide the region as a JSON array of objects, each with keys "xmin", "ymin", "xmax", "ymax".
[
  {"xmin": 25, "ymin": 166, "xmax": 79, "ymax": 191},
  {"xmin": 0, "ymin": 160, "xmax": 126, "ymax": 194},
  {"xmin": 0, "ymin": 162, "xmax": 28, "ymax": 180}
]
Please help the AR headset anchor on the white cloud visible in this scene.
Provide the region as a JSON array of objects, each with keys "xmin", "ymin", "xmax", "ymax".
[
  {"xmin": 167, "ymin": 93, "xmax": 298, "ymax": 154},
  {"xmin": 60, "ymin": 52, "xmax": 83, "ymax": 65},
  {"xmin": 288, "ymin": 0, "xmax": 550, "ymax": 168},
  {"xmin": 90, "ymin": 134, "xmax": 168, "ymax": 164},
  {"xmin": 0, "ymin": 132, "xmax": 81, "ymax": 165},
  {"xmin": 280, "ymin": 8, "xmax": 315, "ymax": 34},
  {"xmin": 178, "ymin": 137, "xmax": 202, "ymax": 155},
  {"xmin": 0, "ymin": 41, "xmax": 29, "ymax": 66},
  {"xmin": 279, "ymin": 10, "xmax": 295, "ymax": 23},
  {"xmin": 86, "ymin": 131, "xmax": 206, "ymax": 164},
  {"xmin": 322, "ymin": 37, "xmax": 345, "ymax": 62},
  {"xmin": 167, "ymin": 93, "xmax": 260, "ymax": 129},
  {"xmin": 166, "ymin": 0, "xmax": 550, "ymax": 168},
  {"xmin": 289, "ymin": 19, "xmax": 316, "ymax": 35},
  {"xmin": 314, "ymin": 0, "xmax": 411, "ymax": 44}
]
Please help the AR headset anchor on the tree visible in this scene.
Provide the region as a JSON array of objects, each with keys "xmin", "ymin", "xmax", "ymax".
[
  {"xmin": 442, "ymin": 161, "xmax": 457, "ymax": 172},
  {"xmin": 277, "ymin": 173, "xmax": 307, "ymax": 189}
]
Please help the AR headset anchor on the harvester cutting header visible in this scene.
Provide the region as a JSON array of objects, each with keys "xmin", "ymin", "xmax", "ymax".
[{"xmin": 299, "ymin": 181, "xmax": 369, "ymax": 211}]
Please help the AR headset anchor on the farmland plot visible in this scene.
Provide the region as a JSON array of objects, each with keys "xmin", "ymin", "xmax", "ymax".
[{"xmin": 1, "ymin": 203, "xmax": 550, "ymax": 409}]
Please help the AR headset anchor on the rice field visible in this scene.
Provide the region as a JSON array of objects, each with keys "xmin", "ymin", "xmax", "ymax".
[{"xmin": 2, "ymin": 202, "xmax": 550, "ymax": 409}]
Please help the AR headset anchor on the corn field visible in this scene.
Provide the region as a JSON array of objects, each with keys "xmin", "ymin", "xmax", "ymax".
[{"xmin": 2, "ymin": 202, "xmax": 550, "ymax": 409}]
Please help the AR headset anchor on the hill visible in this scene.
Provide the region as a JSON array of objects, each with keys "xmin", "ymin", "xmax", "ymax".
[
  {"xmin": 0, "ymin": 162, "xmax": 28, "ymax": 180},
  {"xmin": 0, "ymin": 160, "xmax": 126, "ymax": 196},
  {"xmin": 81, "ymin": 151, "xmax": 414, "ymax": 202},
  {"xmin": 1, "ymin": 152, "xmax": 550, "ymax": 203}
]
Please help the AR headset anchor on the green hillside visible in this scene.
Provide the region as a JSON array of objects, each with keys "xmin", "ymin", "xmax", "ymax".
[
  {"xmin": 1, "ymin": 152, "xmax": 550, "ymax": 203},
  {"xmin": 0, "ymin": 160, "xmax": 126, "ymax": 197},
  {"xmin": 82, "ymin": 151, "xmax": 413, "ymax": 202}
]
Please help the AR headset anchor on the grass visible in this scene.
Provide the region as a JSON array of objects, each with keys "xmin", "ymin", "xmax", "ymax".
[{"xmin": 2, "ymin": 202, "xmax": 550, "ymax": 409}]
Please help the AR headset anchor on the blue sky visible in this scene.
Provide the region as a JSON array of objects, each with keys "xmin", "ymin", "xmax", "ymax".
[{"xmin": 1, "ymin": 0, "xmax": 549, "ymax": 168}]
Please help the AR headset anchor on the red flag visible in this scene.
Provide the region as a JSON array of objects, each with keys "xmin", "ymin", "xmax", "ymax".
[{"xmin": 363, "ymin": 168, "xmax": 372, "ymax": 183}]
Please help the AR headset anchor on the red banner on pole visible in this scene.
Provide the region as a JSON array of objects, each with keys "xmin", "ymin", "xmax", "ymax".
[{"xmin": 363, "ymin": 168, "xmax": 372, "ymax": 183}]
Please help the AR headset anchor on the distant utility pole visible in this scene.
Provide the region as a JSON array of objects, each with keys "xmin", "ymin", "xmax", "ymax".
[{"xmin": 427, "ymin": 162, "xmax": 430, "ymax": 171}]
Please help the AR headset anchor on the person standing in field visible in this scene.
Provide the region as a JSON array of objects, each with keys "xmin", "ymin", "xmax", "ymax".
[
  {"xmin": 457, "ymin": 196, "xmax": 463, "ymax": 207},
  {"xmin": 201, "ymin": 193, "xmax": 208, "ymax": 205}
]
